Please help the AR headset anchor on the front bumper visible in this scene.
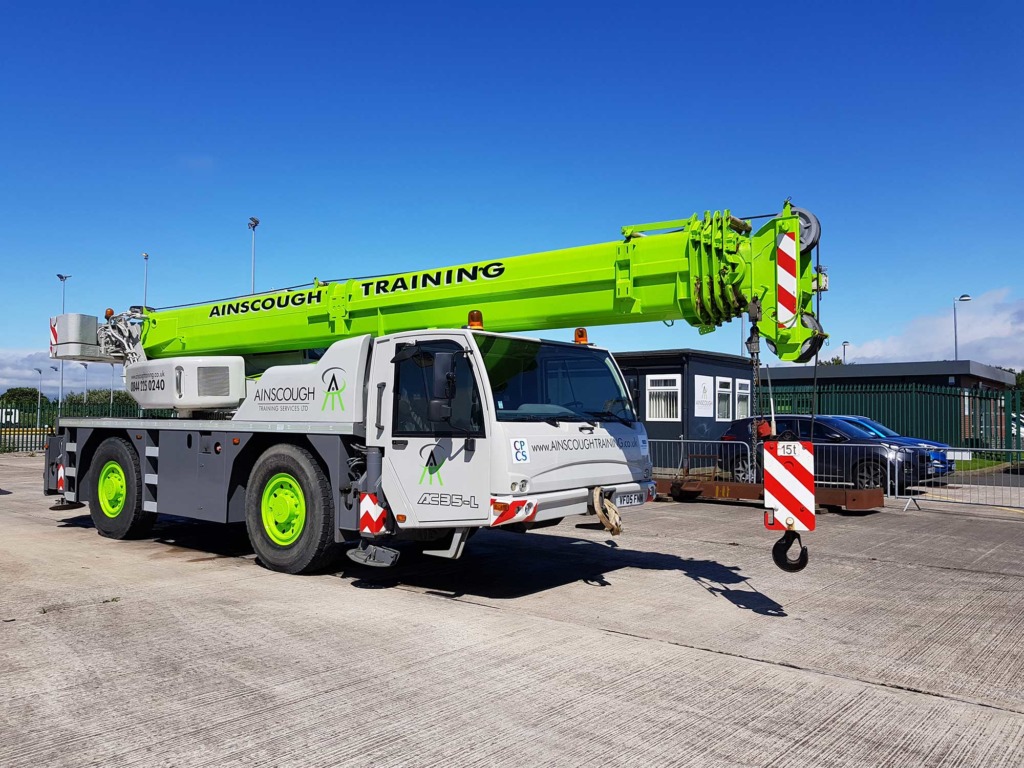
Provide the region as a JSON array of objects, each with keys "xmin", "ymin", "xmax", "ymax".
[{"xmin": 489, "ymin": 481, "xmax": 656, "ymax": 528}]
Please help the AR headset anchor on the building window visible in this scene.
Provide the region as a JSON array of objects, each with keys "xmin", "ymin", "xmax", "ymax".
[
  {"xmin": 646, "ymin": 375, "xmax": 681, "ymax": 422},
  {"xmin": 716, "ymin": 377, "xmax": 733, "ymax": 422},
  {"xmin": 735, "ymin": 379, "xmax": 751, "ymax": 420}
]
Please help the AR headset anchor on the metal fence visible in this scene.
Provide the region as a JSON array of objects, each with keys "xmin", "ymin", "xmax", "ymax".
[
  {"xmin": 650, "ymin": 438, "xmax": 751, "ymax": 483},
  {"xmin": 652, "ymin": 435, "xmax": 1024, "ymax": 511},
  {"xmin": 651, "ymin": 438, "xmax": 917, "ymax": 493},
  {"xmin": 0, "ymin": 398, "xmax": 172, "ymax": 453},
  {"xmin": 761, "ymin": 384, "xmax": 1024, "ymax": 450},
  {"xmin": 895, "ymin": 446, "xmax": 1024, "ymax": 509}
]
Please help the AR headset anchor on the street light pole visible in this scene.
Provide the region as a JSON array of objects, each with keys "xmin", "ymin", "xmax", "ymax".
[
  {"xmin": 143, "ymin": 252, "xmax": 149, "ymax": 308},
  {"xmin": 82, "ymin": 363, "xmax": 89, "ymax": 407},
  {"xmin": 953, "ymin": 294, "xmax": 972, "ymax": 361},
  {"xmin": 56, "ymin": 274, "xmax": 71, "ymax": 417},
  {"xmin": 842, "ymin": 341, "xmax": 850, "ymax": 364},
  {"xmin": 248, "ymin": 217, "xmax": 260, "ymax": 294},
  {"xmin": 33, "ymin": 368, "xmax": 42, "ymax": 429},
  {"xmin": 110, "ymin": 364, "xmax": 115, "ymax": 416}
]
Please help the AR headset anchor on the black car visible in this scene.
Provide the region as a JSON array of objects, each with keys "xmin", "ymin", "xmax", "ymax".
[{"xmin": 719, "ymin": 415, "xmax": 930, "ymax": 491}]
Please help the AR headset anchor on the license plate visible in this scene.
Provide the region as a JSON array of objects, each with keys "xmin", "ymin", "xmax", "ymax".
[{"xmin": 615, "ymin": 492, "xmax": 644, "ymax": 508}]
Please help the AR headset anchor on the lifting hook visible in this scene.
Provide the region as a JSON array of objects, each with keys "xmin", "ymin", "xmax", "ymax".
[{"xmin": 772, "ymin": 530, "xmax": 808, "ymax": 573}]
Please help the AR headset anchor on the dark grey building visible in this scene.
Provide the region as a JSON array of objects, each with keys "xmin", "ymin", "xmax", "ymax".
[
  {"xmin": 613, "ymin": 349, "xmax": 755, "ymax": 441},
  {"xmin": 761, "ymin": 360, "xmax": 1015, "ymax": 391}
]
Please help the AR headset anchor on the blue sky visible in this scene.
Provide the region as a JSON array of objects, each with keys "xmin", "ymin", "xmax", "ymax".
[{"xmin": 1, "ymin": 1, "xmax": 1022, "ymax": 396}]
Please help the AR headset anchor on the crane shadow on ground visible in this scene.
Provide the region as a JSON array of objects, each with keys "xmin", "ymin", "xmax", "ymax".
[
  {"xmin": 57, "ymin": 513, "xmax": 785, "ymax": 616},
  {"xmin": 58, "ymin": 513, "xmax": 255, "ymax": 559},
  {"xmin": 340, "ymin": 528, "xmax": 787, "ymax": 617}
]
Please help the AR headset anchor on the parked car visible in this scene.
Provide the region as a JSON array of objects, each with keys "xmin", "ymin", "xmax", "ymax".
[
  {"xmin": 832, "ymin": 415, "xmax": 954, "ymax": 477},
  {"xmin": 719, "ymin": 415, "xmax": 931, "ymax": 492}
]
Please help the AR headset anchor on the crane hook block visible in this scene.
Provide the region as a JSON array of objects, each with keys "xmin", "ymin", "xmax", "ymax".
[{"xmin": 772, "ymin": 530, "xmax": 809, "ymax": 573}]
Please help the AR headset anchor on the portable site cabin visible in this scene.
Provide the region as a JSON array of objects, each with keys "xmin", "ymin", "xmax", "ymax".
[{"xmin": 612, "ymin": 349, "xmax": 754, "ymax": 442}]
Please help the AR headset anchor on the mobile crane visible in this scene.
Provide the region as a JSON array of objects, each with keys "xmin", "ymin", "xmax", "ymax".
[{"xmin": 45, "ymin": 202, "xmax": 825, "ymax": 573}]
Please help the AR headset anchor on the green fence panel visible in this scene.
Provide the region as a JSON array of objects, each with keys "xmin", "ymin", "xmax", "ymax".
[
  {"xmin": 0, "ymin": 397, "xmax": 175, "ymax": 453},
  {"xmin": 757, "ymin": 383, "xmax": 1019, "ymax": 448}
]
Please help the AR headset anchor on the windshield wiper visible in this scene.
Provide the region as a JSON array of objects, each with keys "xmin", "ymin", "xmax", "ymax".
[
  {"xmin": 505, "ymin": 414, "xmax": 563, "ymax": 426},
  {"xmin": 584, "ymin": 410, "xmax": 634, "ymax": 426}
]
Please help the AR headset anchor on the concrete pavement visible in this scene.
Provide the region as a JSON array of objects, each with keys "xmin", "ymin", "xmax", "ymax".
[{"xmin": 1, "ymin": 453, "xmax": 1023, "ymax": 766}]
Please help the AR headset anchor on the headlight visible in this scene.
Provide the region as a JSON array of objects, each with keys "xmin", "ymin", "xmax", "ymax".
[
  {"xmin": 519, "ymin": 479, "xmax": 529, "ymax": 492},
  {"xmin": 510, "ymin": 482, "xmax": 518, "ymax": 492},
  {"xmin": 882, "ymin": 443, "xmax": 906, "ymax": 461}
]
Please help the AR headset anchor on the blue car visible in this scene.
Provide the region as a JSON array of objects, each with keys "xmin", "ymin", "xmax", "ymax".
[{"xmin": 832, "ymin": 416, "xmax": 955, "ymax": 477}]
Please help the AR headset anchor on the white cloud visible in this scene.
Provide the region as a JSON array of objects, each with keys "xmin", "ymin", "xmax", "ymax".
[
  {"xmin": 844, "ymin": 288, "xmax": 1024, "ymax": 371},
  {"xmin": 0, "ymin": 348, "xmax": 122, "ymax": 398}
]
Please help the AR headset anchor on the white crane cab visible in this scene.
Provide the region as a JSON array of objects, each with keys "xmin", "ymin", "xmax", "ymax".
[{"xmin": 365, "ymin": 329, "xmax": 654, "ymax": 542}]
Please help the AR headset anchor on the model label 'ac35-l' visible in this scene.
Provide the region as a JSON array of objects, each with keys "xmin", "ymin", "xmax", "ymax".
[{"xmin": 417, "ymin": 492, "xmax": 480, "ymax": 508}]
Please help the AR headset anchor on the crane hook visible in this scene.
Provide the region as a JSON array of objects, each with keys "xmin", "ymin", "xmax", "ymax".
[{"xmin": 772, "ymin": 530, "xmax": 808, "ymax": 572}]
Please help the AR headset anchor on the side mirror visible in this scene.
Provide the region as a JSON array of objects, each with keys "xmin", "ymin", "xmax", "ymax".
[
  {"xmin": 428, "ymin": 399, "xmax": 452, "ymax": 422},
  {"xmin": 432, "ymin": 352, "xmax": 457, "ymax": 400}
]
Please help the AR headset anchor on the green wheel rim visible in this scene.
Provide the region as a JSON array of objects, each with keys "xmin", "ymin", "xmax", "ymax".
[
  {"xmin": 98, "ymin": 461, "xmax": 128, "ymax": 518},
  {"xmin": 261, "ymin": 473, "xmax": 307, "ymax": 547}
]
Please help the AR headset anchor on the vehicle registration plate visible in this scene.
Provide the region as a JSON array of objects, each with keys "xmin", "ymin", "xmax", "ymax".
[{"xmin": 615, "ymin": 492, "xmax": 644, "ymax": 508}]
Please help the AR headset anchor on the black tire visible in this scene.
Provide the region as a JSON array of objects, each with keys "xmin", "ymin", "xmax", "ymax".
[
  {"xmin": 731, "ymin": 454, "xmax": 761, "ymax": 484},
  {"xmin": 88, "ymin": 436, "xmax": 155, "ymax": 539},
  {"xmin": 245, "ymin": 444, "xmax": 336, "ymax": 574},
  {"xmin": 854, "ymin": 460, "xmax": 886, "ymax": 490}
]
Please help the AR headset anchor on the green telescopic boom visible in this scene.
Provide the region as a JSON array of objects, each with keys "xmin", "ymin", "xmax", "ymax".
[{"xmin": 139, "ymin": 202, "xmax": 826, "ymax": 363}]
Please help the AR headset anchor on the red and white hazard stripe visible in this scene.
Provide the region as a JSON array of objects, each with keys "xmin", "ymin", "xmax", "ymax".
[
  {"xmin": 776, "ymin": 230, "xmax": 798, "ymax": 329},
  {"xmin": 763, "ymin": 441, "xmax": 815, "ymax": 532},
  {"xmin": 57, "ymin": 464, "xmax": 65, "ymax": 493},
  {"xmin": 359, "ymin": 492, "xmax": 387, "ymax": 535},
  {"xmin": 490, "ymin": 496, "xmax": 539, "ymax": 527},
  {"xmin": 50, "ymin": 318, "xmax": 59, "ymax": 354}
]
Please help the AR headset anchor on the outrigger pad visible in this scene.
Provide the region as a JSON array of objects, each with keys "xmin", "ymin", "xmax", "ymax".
[{"xmin": 346, "ymin": 542, "xmax": 401, "ymax": 568}]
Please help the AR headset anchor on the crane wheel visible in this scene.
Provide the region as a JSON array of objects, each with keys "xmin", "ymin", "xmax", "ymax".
[
  {"xmin": 245, "ymin": 444, "xmax": 337, "ymax": 574},
  {"xmin": 88, "ymin": 436, "xmax": 155, "ymax": 539}
]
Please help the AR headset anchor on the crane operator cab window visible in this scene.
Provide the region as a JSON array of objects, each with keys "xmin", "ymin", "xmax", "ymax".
[{"xmin": 392, "ymin": 341, "xmax": 484, "ymax": 437}]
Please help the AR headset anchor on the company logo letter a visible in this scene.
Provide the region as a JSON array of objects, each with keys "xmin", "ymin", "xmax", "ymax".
[
  {"xmin": 419, "ymin": 448, "xmax": 445, "ymax": 486},
  {"xmin": 321, "ymin": 367, "xmax": 346, "ymax": 412}
]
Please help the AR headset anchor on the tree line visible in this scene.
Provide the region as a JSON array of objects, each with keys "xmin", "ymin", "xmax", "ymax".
[{"xmin": 0, "ymin": 387, "xmax": 138, "ymax": 409}]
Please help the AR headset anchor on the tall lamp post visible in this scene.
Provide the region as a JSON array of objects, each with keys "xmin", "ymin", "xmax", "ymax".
[
  {"xmin": 143, "ymin": 252, "xmax": 149, "ymax": 308},
  {"xmin": 110, "ymin": 364, "xmax": 115, "ymax": 416},
  {"xmin": 81, "ymin": 363, "xmax": 89, "ymax": 407},
  {"xmin": 56, "ymin": 274, "xmax": 71, "ymax": 416},
  {"xmin": 248, "ymin": 217, "xmax": 260, "ymax": 294},
  {"xmin": 953, "ymin": 294, "xmax": 971, "ymax": 361},
  {"xmin": 33, "ymin": 368, "xmax": 43, "ymax": 429},
  {"xmin": 842, "ymin": 341, "xmax": 850, "ymax": 364}
]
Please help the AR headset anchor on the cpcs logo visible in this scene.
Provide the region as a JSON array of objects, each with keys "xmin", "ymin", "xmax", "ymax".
[
  {"xmin": 510, "ymin": 438, "xmax": 530, "ymax": 464},
  {"xmin": 321, "ymin": 367, "xmax": 346, "ymax": 412},
  {"xmin": 419, "ymin": 443, "xmax": 449, "ymax": 485}
]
